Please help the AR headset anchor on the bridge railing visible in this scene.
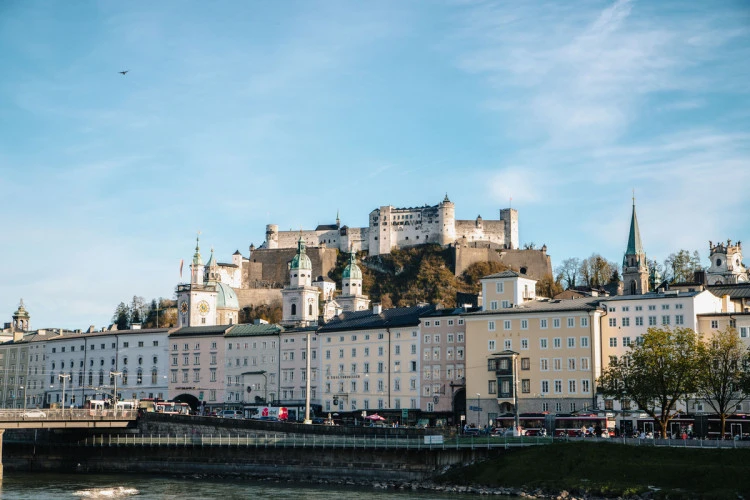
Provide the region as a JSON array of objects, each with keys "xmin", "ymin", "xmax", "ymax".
[{"xmin": 0, "ymin": 408, "xmax": 137, "ymax": 421}]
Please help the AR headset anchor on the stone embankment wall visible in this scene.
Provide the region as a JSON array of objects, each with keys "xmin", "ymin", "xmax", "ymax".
[{"xmin": 3, "ymin": 415, "xmax": 500, "ymax": 481}]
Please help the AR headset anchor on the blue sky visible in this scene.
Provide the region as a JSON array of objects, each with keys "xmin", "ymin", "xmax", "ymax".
[{"xmin": 2, "ymin": 0, "xmax": 749, "ymax": 330}]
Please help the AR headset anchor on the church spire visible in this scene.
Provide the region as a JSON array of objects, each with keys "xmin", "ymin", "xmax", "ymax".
[{"xmin": 625, "ymin": 198, "xmax": 644, "ymax": 257}]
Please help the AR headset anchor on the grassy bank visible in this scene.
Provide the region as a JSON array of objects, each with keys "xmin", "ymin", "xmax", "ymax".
[{"xmin": 436, "ymin": 442, "xmax": 750, "ymax": 499}]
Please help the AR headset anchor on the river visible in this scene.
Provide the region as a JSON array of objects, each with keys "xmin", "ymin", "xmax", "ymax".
[{"xmin": 1, "ymin": 473, "xmax": 517, "ymax": 499}]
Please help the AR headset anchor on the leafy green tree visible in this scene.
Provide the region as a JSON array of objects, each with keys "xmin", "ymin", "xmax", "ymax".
[
  {"xmin": 598, "ymin": 327, "xmax": 700, "ymax": 438},
  {"xmin": 695, "ymin": 327, "xmax": 750, "ymax": 438},
  {"xmin": 663, "ymin": 250, "xmax": 702, "ymax": 283},
  {"xmin": 112, "ymin": 302, "xmax": 130, "ymax": 330}
]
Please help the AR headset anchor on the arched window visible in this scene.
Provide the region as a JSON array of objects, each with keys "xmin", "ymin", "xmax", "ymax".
[
  {"xmin": 122, "ymin": 370, "xmax": 128, "ymax": 385},
  {"xmin": 291, "ymin": 304, "xmax": 297, "ymax": 316},
  {"xmin": 630, "ymin": 281, "xmax": 637, "ymax": 295},
  {"xmin": 151, "ymin": 368, "xmax": 158, "ymax": 384},
  {"xmin": 309, "ymin": 304, "xmax": 313, "ymax": 315},
  {"xmin": 137, "ymin": 369, "xmax": 143, "ymax": 385},
  {"xmin": 99, "ymin": 370, "xmax": 104, "ymax": 386}
]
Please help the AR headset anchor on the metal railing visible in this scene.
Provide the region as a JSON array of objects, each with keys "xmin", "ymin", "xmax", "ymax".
[
  {"xmin": 72, "ymin": 433, "xmax": 552, "ymax": 450},
  {"xmin": 553, "ymin": 435, "xmax": 750, "ymax": 449},
  {"xmin": 0, "ymin": 408, "xmax": 137, "ymax": 421}
]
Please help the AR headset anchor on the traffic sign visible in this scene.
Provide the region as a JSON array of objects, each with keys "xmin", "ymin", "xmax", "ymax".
[
  {"xmin": 469, "ymin": 406, "xmax": 483, "ymax": 411},
  {"xmin": 401, "ymin": 408, "xmax": 408, "ymax": 419}
]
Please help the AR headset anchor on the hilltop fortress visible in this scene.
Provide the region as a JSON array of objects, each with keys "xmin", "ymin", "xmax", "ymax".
[
  {"xmin": 190, "ymin": 196, "xmax": 550, "ymax": 313},
  {"xmin": 262, "ymin": 194, "xmax": 519, "ymax": 256}
]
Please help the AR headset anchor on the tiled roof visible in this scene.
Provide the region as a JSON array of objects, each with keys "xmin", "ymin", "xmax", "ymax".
[
  {"xmin": 465, "ymin": 298, "xmax": 600, "ymax": 316},
  {"xmin": 481, "ymin": 270, "xmax": 524, "ymax": 279},
  {"xmin": 421, "ymin": 307, "xmax": 479, "ymax": 317},
  {"xmin": 708, "ymin": 284, "xmax": 750, "ymax": 299},
  {"xmin": 600, "ymin": 291, "xmax": 703, "ymax": 302},
  {"xmin": 170, "ymin": 325, "xmax": 234, "ymax": 337},
  {"xmin": 226, "ymin": 324, "xmax": 283, "ymax": 337},
  {"xmin": 45, "ymin": 328, "xmax": 173, "ymax": 342},
  {"xmin": 319, "ymin": 305, "xmax": 436, "ymax": 332}
]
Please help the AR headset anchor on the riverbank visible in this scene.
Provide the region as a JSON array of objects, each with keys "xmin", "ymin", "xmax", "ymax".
[{"xmin": 434, "ymin": 441, "xmax": 750, "ymax": 499}]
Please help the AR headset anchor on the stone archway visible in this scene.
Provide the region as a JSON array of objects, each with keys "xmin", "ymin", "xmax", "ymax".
[{"xmin": 173, "ymin": 393, "xmax": 200, "ymax": 413}]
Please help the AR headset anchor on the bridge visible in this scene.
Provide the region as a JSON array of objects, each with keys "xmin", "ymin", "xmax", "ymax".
[{"xmin": 0, "ymin": 408, "xmax": 137, "ymax": 478}]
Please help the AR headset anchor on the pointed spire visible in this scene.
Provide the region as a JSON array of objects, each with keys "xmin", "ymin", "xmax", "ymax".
[
  {"xmin": 626, "ymin": 200, "xmax": 644, "ymax": 257},
  {"xmin": 192, "ymin": 232, "xmax": 203, "ymax": 265},
  {"xmin": 336, "ymin": 209, "xmax": 340, "ymax": 228}
]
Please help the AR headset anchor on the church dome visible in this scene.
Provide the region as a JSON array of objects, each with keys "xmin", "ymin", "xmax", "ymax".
[
  {"xmin": 290, "ymin": 237, "xmax": 312, "ymax": 270},
  {"xmin": 215, "ymin": 282, "xmax": 239, "ymax": 310},
  {"xmin": 342, "ymin": 251, "xmax": 362, "ymax": 280}
]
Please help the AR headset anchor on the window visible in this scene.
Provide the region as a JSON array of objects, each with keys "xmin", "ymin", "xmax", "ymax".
[
  {"xmin": 521, "ymin": 358, "xmax": 530, "ymax": 370},
  {"xmin": 623, "ymin": 337, "xmax": 631, "ymax": 347},
  {"xmin": 622, "ymin": 317, "xmax": 630, "ymax": 327},
  {"xmin": 553, "ymin": 338, "xmax": 561, "ymax": 349},
  {"xmin": 541, "ymin": 380, "xmax": 549, "ymax": 394},
  {"xmin": 496, "ymin": 282, "xmax": 504, "ymax": 293},
  {"xmin": 488, "ymin": 380, "xmax": 497, "ymax": 394},
  {"xmin": 581, "ymin": 379, "xmax": 590, "ymax": 393},
  {"xmin": 504, "ymin": 339, "xmax": 511, "ymax": 350},
  {"xmin": 567, "ymin": 358, "xmax": 576, "ymax": 370},
  {"xmin": 521, "ymin": 379, "xmax": 530, "ymax": 393},
  {"xmin": 580, "ymin": 357, "xmax": 590, "ymax": 371},
  {"xmin": 580, "ymin": 317, "xmax": 588, "ymax": 327},
  {"xmin": 567, "ymin": 337, "xmax": 575, "ymax": 348},
  {"xmin": 521, "ymin": 339, "xmax": 528, "ymax": 350},
  {"xmin": 648, "ymin": 305, "xmax": 656, "ymax": 311},
  {"xmin": 553, "ymin": 358, "xmax": 561, "ymax": 371},
  {"xmin": 504, "ymin": 320, "xmax": 511, "ymax": 330},
  {"xmin": 521, "ymin": 320, "xmax": 528, "ymax": 330},
  {"xmin": 711, "ymin": 320, "xmax": 718, "ymax": 329},
  {"xmin": 662, "ymin": 304, "xmax": 669, "ymax": 310},
  {"xmin": 580, "ymin": 337, "xmax": 589, "ymax": 348},
  {"xmin": 662, "ymin": 315, "xmax": 671, "ymax": 325},
  {"xmin": 490, "ymin": 301, "xmax": 498, "ymax": 310},
  {"xmin": 554, "ymin": 380, "xmax": 562, "ymax": 394},
  {"xmin": 488, "ymin": 340, "xmax": 496, "ymax": 351},
  {"xmin": 635, "ymin": 316, "xmax": 643, "ymax": 326},
  {"xmin": 741, "ymin": 327, "xmax": 748, "ymax": 338},
  {"xmin": 609, "ymin": 338, "xmax": 617, "ymax": 347},
  {"xmin": 567, "ymin": 317, "xmax": 575, "ymax": 328},
  {"xmin": 540, "ymin": 338, "xmax": 548, "ymax": 349},
  {"xmin": 540, "ymin": 319, "xmax": 548, "ymax": 329},
  {"xmin": 649, "ymin": 316, "xmax": 657, "ymax": 326},
  {"xmin": 553, "ymin": 318, "xmax": 561, "ymax": 328},
  {"xmin": 609, "ymin": 318, "xmax": 617, "ymax": 327},
  {"xmin": 675, "ymin": 303, "xmax": 683, "ymax": 309},
  {"xmin": 488, "ymin": 321, "xmax": 496, "ymax": 331},
  {"xmin": 540, "ymin": 359, "xmax": 549, "ymax": 371},
  {"xmin": 568, "ymin": 380, "xmax": 576, "ymax": 393}
]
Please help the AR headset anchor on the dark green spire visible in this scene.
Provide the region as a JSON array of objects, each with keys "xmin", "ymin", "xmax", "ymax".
[{"xmin": 626, "ymin": 201, "xmax": 644, "ymax": 257}]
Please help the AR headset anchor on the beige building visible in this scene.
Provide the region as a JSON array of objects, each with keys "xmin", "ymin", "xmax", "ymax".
[
  {"xmin": 465, "ymin": 272, "xmax": 603, "ymax": 428},
  {"xmin": 223, "ymin": 323, "xmax": 282, "ymax": 407}
]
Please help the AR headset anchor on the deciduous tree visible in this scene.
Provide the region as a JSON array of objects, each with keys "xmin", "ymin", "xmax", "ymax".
[
  {"xmin": 663, "ymin": 250, "xmax": 702, "ymax": 283},
  {"xmin": 598, "ymin": 327, "xmax": 700, "ymax": 438},
  {"xmin": 555, "ymin": 258, "xmax": 580, "ymax": 290},
  {"xmin": 695, "ymin": 327, "xmax": 750, "ymax": 438}
]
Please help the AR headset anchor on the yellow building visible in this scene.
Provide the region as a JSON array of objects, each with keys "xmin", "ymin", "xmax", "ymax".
[{"xmin": 464, "ymin": 272, "xmax": 604, "ymax": 428}]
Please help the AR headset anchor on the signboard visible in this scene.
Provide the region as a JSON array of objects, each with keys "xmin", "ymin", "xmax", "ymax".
[
  {"xmin": 469, "ymin": 406, "xmax": 483, "ymax": 412},
  {"xmin": 401, "ymin": 409, "xmax": 408, "ymax": 419},
  {"xmin": 198, "ymin": 392, "xmax": 204, "ymax": 401},
  {"xmin": 424, "ymin": 435, "xmax": 444, "ymax": 444}
]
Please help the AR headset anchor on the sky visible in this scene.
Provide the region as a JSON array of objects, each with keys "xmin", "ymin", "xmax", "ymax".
[{"xmin": 1, "ymin": 0, "xmax": 749, "ymax": 330}]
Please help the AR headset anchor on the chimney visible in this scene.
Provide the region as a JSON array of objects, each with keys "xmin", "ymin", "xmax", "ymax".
[
  {"xmin": 372, "ymin": 303, "xmax": 382, "ymax": 315},
  {"xmin": 13, "ymin": 330, "xmax": 23, "ymax": 342},
  {"xmin": 722, "ymin": 295, "xmax": 732, "ymax": 313},
  {"xmin": 87, "ymin": 325, "xmax": 96, "ymax": 333}
]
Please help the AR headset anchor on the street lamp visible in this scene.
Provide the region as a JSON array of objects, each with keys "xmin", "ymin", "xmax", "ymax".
[
  {"xmin": 20, "ymin": 385, "xmax": 27, "ymax": 411},
  {"xmin": 476, "ymin": 393, "xmax": 481, "ymax": 427},
  {"xmin": 110, "ymin": 371, "xmax": 123, "ymax": 408},
  {"xmin": 59, "ymin": 373, "xmax": 71, "ymax": 415}
]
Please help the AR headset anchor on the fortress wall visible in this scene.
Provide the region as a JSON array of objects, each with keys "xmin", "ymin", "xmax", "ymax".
[
  {"xmin": 245, "ymin": 247, "xmax": 339, "ymax": 286},
  {"xmin": 454, "ymin": 245, "xmax": 552, "ymax": 280},
  {"xmin": 235, "ymin": 288, "xmax": 283, "ymax": 310}
]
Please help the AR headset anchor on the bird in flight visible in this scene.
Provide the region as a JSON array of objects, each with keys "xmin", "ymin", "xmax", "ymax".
[{"xmin": 119, "ymin": 70, "xmax": 129, "ymax": 75}]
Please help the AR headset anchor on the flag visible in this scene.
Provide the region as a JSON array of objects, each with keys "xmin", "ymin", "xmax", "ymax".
[{"xmin": 179, "ymin": 259, "xmax": 184, "ymax": 279}]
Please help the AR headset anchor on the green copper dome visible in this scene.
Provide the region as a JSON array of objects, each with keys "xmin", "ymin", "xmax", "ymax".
[
  {"xmin": 216, "ymin": 282, "xmax": 239, "ymax": 310},
  {"xmin": 342, "ymin": 251, "xmax": 362, "ymax": 280},
  {"xmin": 290, "ymin": 236, "xmax": 312, "ymax": 270}
]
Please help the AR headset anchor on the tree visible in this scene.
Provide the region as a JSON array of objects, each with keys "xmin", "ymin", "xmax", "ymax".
[
  {"xmin": 555, "ymin": 258, "xmax": 580, "ymax": 290},
  {"xmin": 695, "ymin": 327, "xmax": 750, "ymax": 438},
  {"xmin": 536, "ymin": 274, "xmax": 563, "ymax": 298},
  {"xmin": 129, "ymin": 296, "xmax": 147, "ymax": 325},
  {"xmin": 598, "ymin": 327, "xmax": 700, "ymax": 438},
  {"xmin": 112, "ymin": 302, "xmax": 130, "ymax": 330},
  {"xmin": 579, "ymin": 254, "xmax": 616, "ymax": 288},
  {"xmin": 663, "ymin": 250, "xmax": 702, "ymax": 283}
]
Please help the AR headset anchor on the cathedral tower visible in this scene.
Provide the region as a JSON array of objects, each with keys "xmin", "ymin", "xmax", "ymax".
[
  {"xmin": 622, "ymin": 200, "xmax": 649, "ymax": 295},
  {"xmin": 281, "ymin": 236, "xmax": 320, "ymax": 327},
  {"xmin": 338, "ymin": 251, "xmax": 370, "ymax": 312}
]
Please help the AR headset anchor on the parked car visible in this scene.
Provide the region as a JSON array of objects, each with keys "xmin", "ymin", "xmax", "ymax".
[
  {"xmin": 464, "ymin": 427, "xmax": 481, "ymax": 436},
  {"xmin": 21, "ymin": 409, "xmax": 46, "ymax": 418},
  {"xmin": 218, "ymin": 410, "xmax": 243, "ymax": 419},
  {"xmin": 491, "ymin": 428, "xmax": 518, "ymax": 437}
]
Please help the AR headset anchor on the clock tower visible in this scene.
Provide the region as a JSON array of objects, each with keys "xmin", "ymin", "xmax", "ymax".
[{"xmin": 176, "ymin": 235, "xmax": 218, "ymax": 327}]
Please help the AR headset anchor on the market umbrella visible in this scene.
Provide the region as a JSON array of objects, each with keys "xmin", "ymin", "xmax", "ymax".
[{"xmin": 364, "ymin": 414, "xmax": 385, "ymax": 421}]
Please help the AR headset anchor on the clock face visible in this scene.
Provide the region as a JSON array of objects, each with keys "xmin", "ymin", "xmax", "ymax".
[
  {"xmin": 198, "ymin": 300, "xmax": 210, "ymax": 316},
  {"xmin": 180, "ymin": 301, "xmax": 188, "ymax": 314}
]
